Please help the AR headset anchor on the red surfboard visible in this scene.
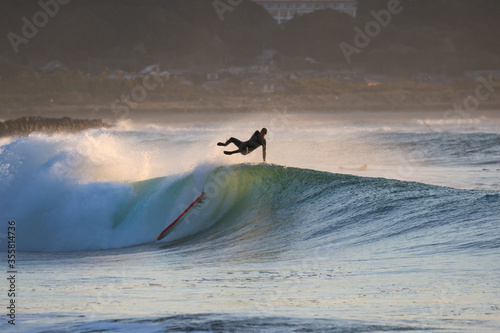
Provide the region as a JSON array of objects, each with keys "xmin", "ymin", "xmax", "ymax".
[{"xmin": 157, "ymin": 192, "xmax": 206, "ymax": 241}]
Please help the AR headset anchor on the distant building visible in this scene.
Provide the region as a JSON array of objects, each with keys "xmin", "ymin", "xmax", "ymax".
[
  {"xmin": 252, "ymin": 0, "xmax": 357, "ymax": 24},
  {"xmin": 40, "ymin": 60, "xmax": 71, "ymax": 73},
  {"xmin": 464, "ymin": 70, "xmax": 500, "ymax": 82},
  {"xmin": 206, "ymin": 72, "xmax": 219, "ymax": 81},
  {"xmin": 255, "ymin": 49, "xmax": 277, "ymax": 65},
  {"xmin": 139, "ymin": 64, "xmax": 160, "ymax": 76}
]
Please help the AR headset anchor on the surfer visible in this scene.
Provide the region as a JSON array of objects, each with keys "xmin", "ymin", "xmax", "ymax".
[{"xmin": 217, "ymin": 128, "xmax": 267, "ymax": 162}]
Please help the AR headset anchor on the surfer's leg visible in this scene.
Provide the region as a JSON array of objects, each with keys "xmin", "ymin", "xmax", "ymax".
[
  {"xmin": 224, "ymin": 145, "xmax": 249, "ymax": 156},
  {"xmin": 218, "ymin": 137, "xmax": 242, "ymax": 147},
  {"xmin": 224, "ymin": 149, "xmax": 242, "ymax": 155}
]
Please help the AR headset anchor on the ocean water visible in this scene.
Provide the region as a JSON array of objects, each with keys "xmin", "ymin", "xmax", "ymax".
[{"xmin": 1, "ymin": 111, "xmax": 499, "ymax": 332}]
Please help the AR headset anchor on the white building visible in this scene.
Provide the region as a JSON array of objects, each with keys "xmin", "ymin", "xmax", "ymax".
[
  {"xmin": 464, "ymin": 70, "xmax": 500, "ymax": 82},
  {"xmin": 252, "ymin": 0, "xmax": 357, "ymax": 24}
]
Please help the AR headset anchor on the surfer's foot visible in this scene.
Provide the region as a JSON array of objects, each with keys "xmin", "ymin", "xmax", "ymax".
[
  {"xmin": 224, "ymin": 151, "xmax": 232, "ymax": 155},
  {"xmin": 217, "ymin": 142, "xmax": 226, "ymax": 146}
]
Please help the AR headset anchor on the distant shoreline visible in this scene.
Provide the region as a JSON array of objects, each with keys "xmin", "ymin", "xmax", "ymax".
[
  {"xmin": 1, "ymin": 90, "xmax": 499, "ymax": 122},
  {"xmin": 0, "ymin": 116, "xmax": 110, "ymax": 138},
  {"xmin": 0, "ymin": 106, "xmax": 498, "ymax": 138}
]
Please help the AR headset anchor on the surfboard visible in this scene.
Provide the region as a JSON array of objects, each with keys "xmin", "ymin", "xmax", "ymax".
[{"xmin": 157, "ymin": 192, "xmax": 206, "ymax": 241}]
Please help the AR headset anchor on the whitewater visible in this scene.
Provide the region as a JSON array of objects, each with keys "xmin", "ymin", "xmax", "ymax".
[{"xmin": 0, "ymin": 111, "xmax": 499, "ymax": 332}]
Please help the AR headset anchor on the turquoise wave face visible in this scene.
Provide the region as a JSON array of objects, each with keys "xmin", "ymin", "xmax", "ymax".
[
  {"xmin": 171, "ymin": 164, "xmax": 499, "ymax": 260},
  {"xmin": 1, "ymin": 162, "xmax": 498, "ymax": 253}
]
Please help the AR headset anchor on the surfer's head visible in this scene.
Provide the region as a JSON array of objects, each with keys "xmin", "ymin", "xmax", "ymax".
[{"xmin": 261, "ymin": 128, "xmax": 267, "ymax": 136}]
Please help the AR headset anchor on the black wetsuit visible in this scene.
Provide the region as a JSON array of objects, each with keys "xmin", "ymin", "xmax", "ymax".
[{"xmin": 221, "ymin": 130, "xmax": 267, "ymax": 161}]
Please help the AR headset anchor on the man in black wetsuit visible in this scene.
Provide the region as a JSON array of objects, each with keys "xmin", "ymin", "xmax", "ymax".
[{"xmin": 217, "ymin": 128, "xmax": 267, "ymax": 162}]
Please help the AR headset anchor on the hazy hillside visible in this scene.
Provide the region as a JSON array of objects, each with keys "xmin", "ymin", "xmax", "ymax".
[
  {"xmin": 1, "ymin": 0, "xmax": 499, "ymax": 74},
  {"xmin": 353, "ymin": 0, "xmax": 500, "ymax": 74},
  {"xmin": 279, "ymin": 0, "xmax": 500, "ymax": 74},
  {"xmin": 0, "ymin": 0, "xmax": 278, "ymax": 71},
  {"xmin": 277, "ymin": 9, "xmax": 356, "ymax": 65}
]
